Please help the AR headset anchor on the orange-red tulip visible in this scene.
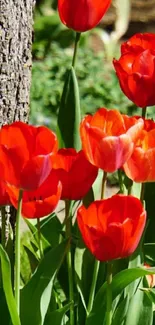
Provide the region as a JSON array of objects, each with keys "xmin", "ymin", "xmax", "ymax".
[
  {"xmin": 124, "ymin": 118, "xmax": 155, "ymax": 182},
  {"xmin": 7, "ymin": 171, "xmax": 62, "ymax": 219},
  {"xmin": 51, "ymin": 148, "xmax": 98, "ymax": 200},
  {"xmin": 113, "ymin": 33, "xmax": 155, "ymax": 108},
  {"xmin": 58, "ymin": 0, "xmax": 112, "ymax": 32},
  {"xmin": 80, "ymin": 108, "xmax": 144, "ymax": 173},
  {"xmin": 0, "ymin": 122, "xmax": 58, "ymax": 190},
  {"xmin": 77, "ymin": 195, "xmax": 146, "ymax": 262},
  {"xmin": 0, "ymin": 181, "xmax": 11, "ymax": 206}
]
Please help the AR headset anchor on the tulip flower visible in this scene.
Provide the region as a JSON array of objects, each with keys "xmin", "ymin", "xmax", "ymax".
[
  {"xmin": 0, "ymin": 122, "xmax": 58, "ymax": 190},
  {"xmin": 80, "ymin": 108, "xmax": 144, "ymax": 173},
  {"xmin": 58, "ymin": 0, "xmax": 112, "ymax": 32},
  {"xmin": 7, "ymin": 171, "xmax": 62, "ymax": 219},
  {"xmin": 113, "ymin": 33, "xmax": 155, "ymax": 108},
  {"xmin": 0, "ymin": 181, "xmax": 11, "ymax": 206},
  {"xmin": 124, "ymin": 118, "xmax": 155, "ymax": 182},
  {"xmin": 77, "ymin": 195, "xmax": 146, "ymax": 262},
  {"xmin": 51, "ymin": 148, "xmax": 98, "ymax": 200}
]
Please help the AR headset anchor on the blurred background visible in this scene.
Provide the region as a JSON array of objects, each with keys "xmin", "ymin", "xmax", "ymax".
[{"xmin": 30, "ymin": 0, "xmax": 155, "ymax": 130}]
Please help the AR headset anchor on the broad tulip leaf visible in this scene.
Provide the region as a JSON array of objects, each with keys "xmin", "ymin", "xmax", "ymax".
[
  {"xmin": 38, "ymin": 214, "xmax": 63, "ymax": 248},
  {"xmin": 112, "ymin": 295, "xmax": 129, "ymax": 325},
  {"xmin": 86, "ymin": 267, "xmax": 155, "ymax": 325},
  {"xmin": 44, "ymin": 303, "xmax": 71, "ymax": 325},
  {"xmin": 20, "ymin": 239, "xmax": 69, "ymax": 325},
  {"xmin": 124, "ymin": 287, "xmax": 153, "ymax": 325},
  {"xmin": 0, "ymin": 245, "xmax": 21, "ymax": 325},
  {"xmin": 57, "ymin": 67, "xmax": 81, "ymax": 150}
]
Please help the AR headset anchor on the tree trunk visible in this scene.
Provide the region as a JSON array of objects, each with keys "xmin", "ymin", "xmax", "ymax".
[
  {"xmin": 0, "ymin": 0, "xmax": 35, "ymax": 126},
  {"xmin": 0, "ymin": 0, "xmax": 35, "ymax": 240}
]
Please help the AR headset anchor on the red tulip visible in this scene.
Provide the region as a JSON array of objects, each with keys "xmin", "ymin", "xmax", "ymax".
[
  {"xmin": 0, "ymin": 181, "xmax": 11, "ymax": 206},
  {"xmin": 124, "ymin": 118, "xmax": 155, "ymax": 182},
  {"xmin": 77, "ymin": 195, "xmax": 146, "ymax": 262},
  {"xmin": 51, "ymin": 148, "xmax": 98, "ymax": 200},
  {"xmin": 80, "ymin": 108, "xmax": 144, "ymax": 173},
  {"xmin": 58, "ymin": 0, "xmax": 112, "ymax": 32},
  {"xmin": 0, "ymin": 122, "xmax": 58, "ymax": 190},
  {"xmin": 7, "ymin": 171, "xmax": 62, "ymax": 219},
  {"xmin": 113, "ymin": 33, "xmax": 155, "ymax": 108}
]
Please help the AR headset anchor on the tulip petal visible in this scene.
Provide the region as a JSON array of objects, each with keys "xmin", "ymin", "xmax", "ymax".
[{"xmin": 20, "ymin": 155, "xmax": 52, "ymax": 190}]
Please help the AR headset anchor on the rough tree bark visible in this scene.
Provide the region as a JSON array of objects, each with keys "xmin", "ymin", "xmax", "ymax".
[
  {"xmin": 0, "ymin": 0, "xmax": 35, "ymax": 236},
  {"xmin": 0, "ymin": 0, "xmax": 35, "ymax": 125}
]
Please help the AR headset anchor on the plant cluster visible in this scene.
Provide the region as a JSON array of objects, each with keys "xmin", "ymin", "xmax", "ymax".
[{"xmin": 1, "ymin": 1, "xmax": 155, "ymax": 325}]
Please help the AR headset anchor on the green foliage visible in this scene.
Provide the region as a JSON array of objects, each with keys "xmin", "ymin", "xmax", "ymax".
[
  {"xmin": 30, "ymin": 42, "xmax": 135, "ymax": 131},
  {"xmin": 0, "ymin": 245, "xmax": 21, "ymax": 325}
]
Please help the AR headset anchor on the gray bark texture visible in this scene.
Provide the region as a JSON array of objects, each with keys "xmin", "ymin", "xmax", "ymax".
[{"xmin": 0, "ymin": 0, "xmax": 35, "ymax": 126}]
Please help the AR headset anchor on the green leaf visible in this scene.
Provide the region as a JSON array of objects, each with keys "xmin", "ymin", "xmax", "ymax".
[
  {"xmin": 39, "ymin": 214, "xmax": 63, "ymax": 248},
  {"xmin": 20, "ymin": 239, "xmax": 69, "ymax": 325},
  {"xmin": 44, "ymin": 303, "xmax": 71, "ymax": 325},
  {"xmin": 86, "ymin": 267, "xmax": 155, "ymax": 325},
  {"xmin": 24, "ymin": 218, "xmax": 51, "ymax": 252},
  {"xmin": 0, "ymin": 245, "xmax": 21, "ymax": 325},
  {"xmin": 23, "ymin": 245, "xmax": 39, "ymax": 273},
  {"xmin": 141, "ymin": 288, "xmax": 155, "ymax": 304},
  {"xmin": 124, "ymin": 286, "xmax": 153, "ymax": 325},
  {"xmin": 112, "ymin": 295, "xmax": 129, "ymax": 325},
  {"xmin": 57, "ymin": 67, "xmax": 81, "ymax": 150}
]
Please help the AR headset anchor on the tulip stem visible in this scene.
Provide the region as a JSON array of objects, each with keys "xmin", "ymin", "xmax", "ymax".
[
  {"xmin": 106, "ymin": 262, "xmax": 113, "ymax": 325},
  {"xmin": 101, "ymin": 171, "xmax": 107, "ymax": 199},
  {"xmin": 87, "ymin": 259, "xmax": 100, "ymax": 315},
  {"xmin": 72, "ymin": 32, "xmax": 81, "ymax": 68},
  {"xmin": 37, "ymin": 218, "xmax": 43, "ymax": 259},
  {"xmin": 140, "ymin": 183, "xmax": 145, "ymax": 203},
  {"xmin": 15, "ymin": 189, "xmax": 23, "ymax": 315},
  {"xmin": 142, "ymin": 107, "xmax": 147, "ymax": 119},
  {"xmin": 1, "ymin": 206, "xmax": 6, "ymax": 248},
  {"xmin": 118, "ymin": 169, "xmax": 124, "ymax": 194},
  {"xmin": 65, "ymin": 200, "xmax": 74, "ymax": 325}
]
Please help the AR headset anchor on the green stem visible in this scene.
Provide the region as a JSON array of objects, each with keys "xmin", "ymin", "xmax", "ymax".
[
  {"xmin": 37, "ymin": 218, "xmax": 43, "ymax": 259},
  {"xmin": 101, "ymin": 171, "xmax": 107, "ymax": 199},
  {"xmin": 106, "ymin": 262, "xmax": 113, "ymax": 325},
  {"xmin": 65, "ymin": 200, "xmax": 74, "ymax": 325},
  {"xmin": 142, "ymin": 107, "xmax": 147, "ymax": 118},
  {"xmin": 87, "ymin": 171, "xmax": 107, "ymax": 317},
  {"xmin": 71, "ymin": 32, "xmax": 81, "ymax": 68},
  {"xmin": 15, "ymin": 189, "xmax": 23, "ymax": 314},
  {"xmin": 118, "ymin": 169, "xmax": 124, "ymax": 194},
  {"xmin": 1, "ymin": 206, "xmax": 6, "ymax": 248},
  {"xmin": 87, "ymin": 259, "xmax": 100, "ymax": 315},
  {"xmin": 140, "ymin": 183, "xmax": 145, "ymax": 203}
]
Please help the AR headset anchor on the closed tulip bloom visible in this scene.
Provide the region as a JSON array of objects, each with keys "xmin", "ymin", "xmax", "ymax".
[
  {"xmin": 51, "ymin": 148, "xmax": 98, "ymax": 200},
  {"xmin": 7, "ymin": 171, "xmax": 62, "ymax": 219},
  {"xmin": 124, "ymin": 118, "xmax": 155, "ymax": 182},
  {"xmin": 113, "ymin": 33, "xmax": 155, "ymax": 108},
  {"xmin": 58, "ymin": 0, "xmax": 112, "ymax": 32},
  {"xmin": 80, "ymin": 108, "xmax": 144, "ymax": 173},
  {"xmin": 0, "ymin": 122, "xmax": 58, "ymax": 190},
  {"xmin": 77, "ymin": 195, "xmax": 146, "ymax": 262}
]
